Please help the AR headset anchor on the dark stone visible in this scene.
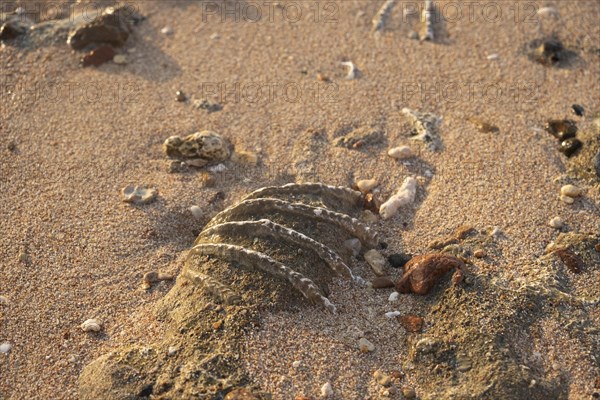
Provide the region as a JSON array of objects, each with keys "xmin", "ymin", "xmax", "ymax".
[
  {"xmin": 559, "ymin": 138, "xmax": 582, "ymax": 157},
  {"xmin": 372, "ymin": 277, "xmax": 395, "ymax": 289},
  {"xmin": 594, "ymin": 151, "xmax": 600, "ymax": 178},
  {"xmin": 81, "ymin": 45, "xmax": 115, "ymax": 67},
  {"xmin": 388, "ymin": 253, "xmax": 411, "ymax": 269},
  {"xmin": 571, "ymin": 104, "xmax": 584, "ymax": 117},
  {"xmin": 534, "ymin": 39, "xmax": 564, "ymax": 65},
  {"xmin": 545, "ymin": 119, "xmax": 577, "ymax": 141},
  {"xmin": 176, "ymin": 90, "xmax": 186, "ymax": 102},
  {"xmin": 0, "ymin": 21, "xmax": 27, "ymax": 40},
  {"xmin": 68, "ymin": 7, "xmax": 132, "ymax": 50}
]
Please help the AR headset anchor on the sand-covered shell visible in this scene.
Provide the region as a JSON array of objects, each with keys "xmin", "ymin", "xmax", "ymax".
[{"xmin": 163, "ymin": 131, "xmax": 230, "ymax": 163}]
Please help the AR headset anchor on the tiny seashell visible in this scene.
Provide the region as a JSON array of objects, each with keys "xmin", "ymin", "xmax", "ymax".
[
  {"xmin": 81, "ymin": 319, "xmax": 102, "ymax": 332},
  {"xmin": 340, "ymin": 61, "xmax": 359, "ymax": 80}
]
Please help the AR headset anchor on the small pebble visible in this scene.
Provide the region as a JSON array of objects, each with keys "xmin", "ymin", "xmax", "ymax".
[
  {"xmin": 560, "ymin": 184, "xmax": 582, "ymax": 198},
  {"xmin": 292, "ymin": 360, "xmax": 301, "ymax": 368},
  {"xmin": 161, "ymin": 26, "xmax": 173, "ymax": 35},
  {"xmin": 560, "ymin": 195, "xmax": 574, "ymax": 204},
  {"xmin": 210, "ymin": 32, "xmax": 220, "ymax": 40},
  {"xmin": 364, "ymin": 249, "xmax": 387, "ymax": 276},
  {"xmin": 359, "ymin": 337, "xmax": 375, "ymax": 353},
  {"xmin": 486, "ymin": 53, "xmax": 499, "ymax": 60},
  {"xmin": 388, "ymin": 292, "xmax": 399, "ymax": 302},
  {"xmin": 373, "ymin": 370, "xmax": 392, "ymax": 387},
  {"xmin": 388, "ymin": 146, "xmax": 413, "ymax": 159},
  {"xmin": 402, "ymin": 387, "xmax": 416, "ymax": 399},
  {"xmin": 122, "ymin": 185, "xmax": 158, "ymax": 205},
  {"xmin": 344, "ymin": 238, "xmax": 362, "ymax": 257},
  {"xmin": 545, "ymin": 119, "xmax": 577, "ymax": 141},
  {"xmin": 388, "ymin": 253, "xmax": 411, "ymax": 268},
  {"xmin": 385, "ymin": 311, "xmax": 401, "ymax": 319},
  {"xmin": 320, "ymin": 381, "xmax": 334, "ymax": 397},
  {"xmin": 208, "ymin": 163, "xmax": 227, "ymax": 173},
  {"xmin": 176, "ymin": 90, "xmax": 186, "ymax": 102},
  {"xmin": 537, "ymin": 6, "xmax": 559, "ymax": 18},
  {"xmin": 190, "ymin": 205, "xmax": 203, "ymax": 220},
  {"xmin": 0, "ymin": 295, "xmax": 7, "ymax": 305},
  {"xmin": 549, "ymin": 217, "xmax": 564, "ymax": 229},
  {"xmin": 167, "ymin": 346, "xmax": 178, "ymax": 356},
  {"xmin": 371, "ymin": 277, "xmax": 394, "ymax": 289},
  {"xmin": 571, "ymin": 104, "xmax": 584, "ymax": 116},
  {"xmin": 80, "ymin": 319, "xmax": 102, "ymax": 332},
  {"xmin": 473, "ymin": 249, "xmax": 487, "ymax": 258},
  {"xmin": 112, "ymin": 54, "xmax": 128, "ymax": 64},
  {"xmin": 0, "ymin": 343, "xmax": 12, "ymax": 354},
  {"xmin": 560, "ymin": 138, "xmax": 582, "ymax": 157},
  {"xmin": 81, "ymin": 45, "xmax": 115, "ymax": 67},
  {"xmin": 356, "ymin": 178, "xmax": 378, "ymax": 193},
  {"xmin": 398, "ymin": 314, "xmax": 424, "ymax": 333}
]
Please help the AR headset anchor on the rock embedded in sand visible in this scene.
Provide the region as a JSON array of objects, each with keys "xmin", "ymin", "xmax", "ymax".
[
  {"xmin": 561, "ymin": 184, "xmax": 582, "ymax": 198},
  {"xmin": 388, "ymin": 253, "xmax": 411, "ymax": 268},
  {"xmin": 364, "ymin": 249, "xmax": 387, "ymax": 276},
  {"xmin": 0, "ymin": 342, "xmax": 12, "ymax": 354},
  {"xmin": 545, "ymin": 119, "xmax": 577, "ymax": 141},
  {"xmin": 401, "ymin": 386, "xmax": 417, "ymax": 399},
  {"xmin": 142, "ymin": 271, "xmax": 174, "ymax": 290},
  {"xmin": 554, "ymin": 248, "xmax": 583, "ymax": 273},
  {"xmin": 0, "ymin": 295, "xmax": 7, "ymax": 305},
  {"xmin": 68, "ymin": 6, "xmax": 133, "ymax": 50},
  {"xmin": 388, "ymin": 292, "xmax": 399, "ymax": 302},
  {"xmin": 344, "ymin": 238, "xmax": 361, "ymax": 257},
  {"xmin": 112, "ymin": 54, "xmax": 128, "ymax": 65},
  {"xmin": 358, "ymin": 338, "xmax": 375, "ymax": 353},
  {"xmin": 371, "ymin": 277, "xmax": 394, "ymax": 289},
  {"xmin": 163, "ymin": 131, "xmax": 230, "ymax": 164},
  {"xmin": 81, "ymin": 45, "xmax": 115, "ymax": 67},
  {"xmin": 320, "ymin": 381, "xmax": 334, "ymax": 397},
  {"xmin": 398, "ymin": 314, "xmax": 424, "ymax": 333},
  {"xmin": 190, "ymin": 205, "xmax": 203, "ymax": 220},
  {"xmin": 80, "ymin": 319, "xmax": 102, "ymax": 332},
  {"xmin": 571, "ymin": 104, "xmax": 584, "ymax": 117},
  {"xmin": 356, "ymin": 179, "xmax": 378, "ymax": 193},
  {"xmin": 121, "ymin": 185, "xmax": 158, "ymax": 205},
  {"xmin": 0, "ymin": 21, "xmax": 27, "ymax": 40},
  {"xmin": 549, "ymin": 217, "xmax": 564, "ymax": 229},
  {"xmin": 379, "ymin": 177, "xmax": 417, "ymax": 219},
  {"xmin": 560, "ymin": 195, "xmax": 574, "ymax": 205},
  {"xmin": 473, "ymin": 249, "xmax": 487, "ymax": 258},
  {"xmin": 560, "ymin": 138, "xmax": 582, "ymax": 157},
  {"xmin": 388, "ymin": 145, "xmax": 413, "ymax": 159},
  {"xmin": 395, "ymin": 253, "xmax": 465, "ymax": 295}
]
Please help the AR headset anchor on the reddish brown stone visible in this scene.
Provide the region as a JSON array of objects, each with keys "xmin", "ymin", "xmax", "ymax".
[
  {"xmin": 395, "ymin": 253, "xmax": 465, "ymax": 295},
  {"xmin": 398, "ymin": 314, "xmax": 424, "ymax": 333},
  {"xmin": 81, "ymin": 45, "xmax": 115, "ymax": 67},
  {"xmin": 555, "ymin": 248, "xmax": 583, "ymax": 273},
  {"xmin": 371, "ymin": 277, "xmax": 394, "ymax": 289},
  {"xmin": 595, "ymin": 243, "xmax": 600, "ymax": 253}
]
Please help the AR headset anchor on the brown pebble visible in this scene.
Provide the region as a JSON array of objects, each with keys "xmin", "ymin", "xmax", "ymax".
[
  {"xmin": 398, "ymin": 314, "xmax": 424, "ymax": 333},
  {"xmin": 455, "ymin": 225, "xmax": 476, "ymax": 240},
  {"xmin": 200, "ymin": 172, "xmax": 216, "ymax": 188},
  {"xmin": 212, "ymin": 320, "xmax": 224, "ymax": 330},
  {"xmin": 371, "ymin": 277, "xmax": 394, "ymax": 289},
  {"xmin": 316, "ymin": 73, "xmax": 330, "ymax": 82},
  {"xmin": 473, "ymin": 249, "xmax": 487, "ymax": 258},
  {"xmin": 363, "ymin": 193, "xmax": 381, "ymax": 214},
  {"xmin": 389, "ymin": 370, "xmax": 404, "ymax": 380},
  {"xmin": 81, "ymin": 45, "xmax": 115, "ymax": 67},
  {"xmin": 595, "ymin": 243, "xmax": 600, "ymax": 253},
  {"xmin": 395, "ymin": 253, "xmax": 465, "ymax": 295},
  {"xmin": 554, "ymin": 248, "xmax": 583, "ymax": 273},
  {"xmin": 402, "ymin": 387, "xmax": 416, "ymax": 399},
  {"xmin": 225, "ymin": 388, "xmax": 258, "ymax": 400},
  {"xmin": 176, "ymin": 90, "xmax": 186, "ymax": 102}
]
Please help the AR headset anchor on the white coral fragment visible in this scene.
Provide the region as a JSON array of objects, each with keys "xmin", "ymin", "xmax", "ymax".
[{"xmin": 379, "ymin": 177, "xmax": 417, "ymax": 219}]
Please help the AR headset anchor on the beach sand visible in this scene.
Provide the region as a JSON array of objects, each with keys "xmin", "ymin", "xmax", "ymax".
[{"xmin": 1, "ymin": 1, "xmax": 599, "ymax": 398}]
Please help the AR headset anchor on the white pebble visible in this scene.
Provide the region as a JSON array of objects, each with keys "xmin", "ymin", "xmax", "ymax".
[
  {"xmin": 344, "ymin": 238, "xmax": 362, "ymax": 257},
  {"xmin": 548, "ymin": 217, "xmax": 563, "ymax": 229},
  {"xmin": 537, "ymin": 7, "xmax": 559, "ymax": 18},
  {"xmin": 379, "ymin": 177, "xmax": 417, "ymax": 219},
  {"xmin": 490, "ymin": 227, "xmax": 502, "ymax": 238},
  {"xmin": 80, "ymin": 319, "xmax": 102, "ymax": 332},
  {"xmin": 385, "ymin": 311, "xmax": 401, "ymax": 318},
  {"xmin": 112, "ymin": 54, "xmax": 128, "ymax": 65},
  {"xmin": 0, "ymin": 343, "xmax": 12, "ymax": 354},
  {"xmin": 321, "ymin": 381, "xmax": 334, "ymax": 397},
  {"xmin": 190, "ymin": 205, "xmax": 203, "ymax": 220},
  {"xmin": 340, "ymin": 61, "xmax": 358, "ymax": 80},
  {"xmin": 208, "ymin": 163, "xmax": 227, "ymax": 173},
  {"xmin": 388, "ymin": 292, "xmax": 399, "ymax": 302},
  {"xmin": 560, "ymin": 184, "xmax": 582, "ymax": 198},
  {"xmin": 210, "ymin": 32, "xmax": 220, "ymax": 40},
  {"xmin": 388, "ymin": 146, "xmax": 413, "ymax": 159},
  {"xmin": 358, "ymin": 337, "xmax": 375, "ymax": 352},
  {"xmin": 356, "ymin": 178, "xmax": 378, "ymax": 193},
  {"xmin": 292, "ymin": 360, "xmax": 301, "ymax": 368},
  {"xmin": 161, "ymin": 26, "xmax": 173, "ymax": 35},
  {"xmin": 364, "ymin": 249, "xmax": 387, "ymax": 276},
  {"xmin": 560, "ymin": 195, "xmax": 574, "ymax": 204},
  {"xmin": 167, "ymin": 346, "xmax": 178, "ymax": 356},
  {"xmin": 487, "ymin": 53, "xmax": 499, "ymax": 60},
  {"xmin": 122, "ymin": 185, "xmax": 158, "ymax": 205}
]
